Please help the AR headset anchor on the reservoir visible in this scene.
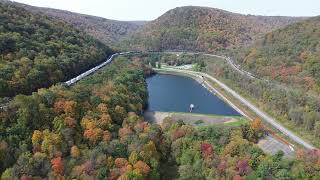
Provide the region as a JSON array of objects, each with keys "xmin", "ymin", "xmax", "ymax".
[{"xmin": 146, "ymin": 74, "xmax": 241, "ymax": 116}]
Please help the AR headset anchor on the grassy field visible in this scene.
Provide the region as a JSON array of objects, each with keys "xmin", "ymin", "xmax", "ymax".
[{"xmin": 169, "ymin": 111, "xmax": 248, "ymax": 127}]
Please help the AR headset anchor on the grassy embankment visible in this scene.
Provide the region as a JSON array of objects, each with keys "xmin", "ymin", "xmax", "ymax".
[
  {"xmin": 203, "ymin": 58, "xmax": 317, "ymax": 148},
  {"xmin": 156, "ymin": 64, "xmax": 306, "ymax": 148}
]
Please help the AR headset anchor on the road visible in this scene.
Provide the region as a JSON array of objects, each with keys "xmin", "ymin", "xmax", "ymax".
[
  {"xmin": 0, "ymin": 51, "xmax": 256, "ymax": 109},
  {"xmin": 47, "ymin": 51, "xmax": 315, "ymax": 149},
  {"xmin": 160, "ymin": 51, "xmax": 258, "ymax": 80},
  {"xmin": 158, "ymin": 67, "xmax": 315, "ymax": 150},
  {"xmin": 60, "ymin": 50, "xmax": 319, "ymax": 149},
  {"xmin": 0, "ymin": 50, "xmax": 316, "ymax": 150},
  {"xmin": 63, "ymin": 50, "xmax": 260, "ymax": 87}
]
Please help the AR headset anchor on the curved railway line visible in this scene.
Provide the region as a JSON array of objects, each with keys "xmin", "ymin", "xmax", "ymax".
[{"xmin": 1, "ymin": 50, "xmax": 316, "ymax": 150}]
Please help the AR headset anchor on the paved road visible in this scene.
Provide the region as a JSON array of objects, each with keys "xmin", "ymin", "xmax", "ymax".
[
  {"xmin": 61, "ymin": 50, "xmax": 316, "ymax": 149},
  {"xmin": 161, "ymin": 51, "xmax": 258, "ymax": 80},
  {"xmin": 0, "ymin": 50, "xmax": 315, "ymax": 150},
  {"xmin": 159, "ymin": 67, "xmax": 315, "ymax": 150}
]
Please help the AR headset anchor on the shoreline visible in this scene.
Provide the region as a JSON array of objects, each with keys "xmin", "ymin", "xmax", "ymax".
[
  {"xmin": 154, "ymin": 67, "xmax": 312, "ymax": 150},
  {"xmin": 154, "ymin": 69, "xmax": 250, "ymax": 120}
]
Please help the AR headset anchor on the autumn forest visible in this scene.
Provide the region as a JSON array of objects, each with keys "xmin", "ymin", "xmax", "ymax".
[{"xmin": 0, "ymin": 0, "xmax": 320, "ymax": 179}]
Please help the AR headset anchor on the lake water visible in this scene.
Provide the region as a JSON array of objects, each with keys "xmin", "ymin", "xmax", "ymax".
[{"xmin": 146, "ymin": 74, "xmax": 241, "ymax": 116}]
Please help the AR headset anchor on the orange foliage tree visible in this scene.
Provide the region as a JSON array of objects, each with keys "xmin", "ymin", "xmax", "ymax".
[
  {"xmin": 133, "ymin": 161, "xmax": 150, "ymax": 176},
  {"xmin": 51, "ymin": 157, "xmax": 64, "ymax": 175}
]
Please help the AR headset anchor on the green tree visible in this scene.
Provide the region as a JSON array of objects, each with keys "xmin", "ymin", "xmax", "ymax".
[
  {"xmin": 314, "ymin": 121, "xmax": 320, "ymax": 137},
  {"xmin": 289, "ymin": 107, "xmax": 304, "ymax": 125},
  {"xmin": 303, "ymin": 111, "xmax": 318, "ymax": 130}
]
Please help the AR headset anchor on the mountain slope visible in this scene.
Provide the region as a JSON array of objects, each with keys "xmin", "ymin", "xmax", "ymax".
[
  {"xmin": 16, "ymin": 2, "xmax": 146, "ymax": 45},
  {"xmin": 1, "ymin": 56, "xmax": 319, "ymax": 179},
  {"xmin": 238, "ymin": 16, "xmax": 320, "ymax": 90},
  {"xmin": 119, "ymin": 6, "xmax": 306, "ymax": 52},
  {"xmin": 0, "ymin": 2, "xmax": 113, "ymax": 97}
]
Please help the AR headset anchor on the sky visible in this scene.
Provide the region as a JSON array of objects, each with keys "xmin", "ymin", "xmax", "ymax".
[{"xmin": 13, "ymin": 0, "xmax": 320, "ymax": 21}]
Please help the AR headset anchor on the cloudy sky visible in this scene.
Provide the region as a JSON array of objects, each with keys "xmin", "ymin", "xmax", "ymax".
[{"xmin": 13, "ymin": 0, "xmax": 320, "ymax": 21}]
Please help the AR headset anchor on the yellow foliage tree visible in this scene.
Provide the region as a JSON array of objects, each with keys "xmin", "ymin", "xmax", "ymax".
[
  {"xmin": 32, "ymin": 130, "xmax": 43, "ymax": 145},
  {"xmin": 70, "ymin": 146, "xmax": 80, "ymax": 158},
  {"xmin": 129, "ymin": 151, "xmax": 138, "ymax": 165},
  {"xmin": 117, "ymin": 174, "xmax": 129, "ymax": 180}
]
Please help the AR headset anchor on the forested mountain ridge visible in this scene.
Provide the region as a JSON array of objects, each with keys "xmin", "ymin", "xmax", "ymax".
[
  {"xmin": 236, "ymin": 16, "xmax": 320, "ymax": 91},
  {"xmin": 119, "ymin": 6, "xmax": 306, "ymax": 52},
  {"xmin": 0, "ymin": 2, "xmax": 319, "ymax": 179},
  {"xmin": 0, "ymin": 2, "xmax": 112, "ymax": 97},
  {"xmin": 13, "ymin": 1, "xmax": 146, "ymax": 45}
]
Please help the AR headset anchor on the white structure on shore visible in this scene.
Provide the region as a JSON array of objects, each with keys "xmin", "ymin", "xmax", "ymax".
[{"xmin": 190, "ymin": 104, "xmax": 195, "ymax": 112}]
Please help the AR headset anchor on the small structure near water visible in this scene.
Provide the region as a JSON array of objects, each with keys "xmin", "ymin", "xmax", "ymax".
[{"xmin": 190, "ymin": 104, "xmax": 194, "ymax": 112}]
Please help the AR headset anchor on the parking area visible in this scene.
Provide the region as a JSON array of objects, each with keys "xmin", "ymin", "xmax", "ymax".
[
  {"xmin": 144, "ymin": 110, "xmax": 296, "ymax": 158},
  {"xmin": 258, "ymin": 135, "xmax": 295, "ymax": 158}
]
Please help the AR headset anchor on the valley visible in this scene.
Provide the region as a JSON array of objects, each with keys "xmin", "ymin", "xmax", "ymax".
[{"xmin": 0, "ymin": 0, "xmax": 319, "ymax": 179}]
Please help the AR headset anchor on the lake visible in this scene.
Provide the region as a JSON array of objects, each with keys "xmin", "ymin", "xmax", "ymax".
[{"xmin": 146, "ymin": 74, "xmax": 241, "ymax": 116}]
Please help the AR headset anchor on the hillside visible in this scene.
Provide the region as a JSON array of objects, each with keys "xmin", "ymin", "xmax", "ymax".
[
  {"xmin": 119, "ymin": 6, "xmax": 305, "ymax": 52},
  {"xmin": 1, "ymin": 56, "xmax": 319, "ymax": 179},
  {"xmin": 0, "ymin": 2, "xmax": 112, "ymax": 97},
  {"xmin": 237, "ymin": 16, "xmax": 320, "ymax": 91},
  {"xmin": 16, "ymin": 2, "xmax": 146, "ymax": 45}
]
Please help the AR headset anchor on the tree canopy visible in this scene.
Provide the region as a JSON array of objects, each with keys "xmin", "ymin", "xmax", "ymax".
[
  {"xmin": 0, "ymin": 2, "xmax": 113, "ymax": 97},
  {"xmin": 119, "ymin": 6, "xmax": 304, "ymax": 53},
  {"xmin": 1, "ymin": 56, "xmax": 319, "ymax": 179}
]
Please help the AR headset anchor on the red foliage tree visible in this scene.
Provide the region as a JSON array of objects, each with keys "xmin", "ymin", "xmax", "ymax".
[
  {"xmin": 20, "ymin": 175, "xmax": 32, "ymax": 180},
  {"xmin": 236, "ymin": 159, "xmax": 251, "ymax": 176},
  {"xmin": 233, "ymin": 175, "xmax": 243, "ymax": 180},
  {"xmin": 300, "ymin": 149, "xmax": 320, "ymax": 164},
  {"xmin": 83, "ymin": 128, "xmax": 103, "ymax": 144},
  {"xmin": 172, "ymin": 128, "xmax": 186, "ymax": 141},
  {"xmin": 217, "ymin": 160, "xmax": 227, "ymax": 174},
  {"xmin": 200, "ymin": 143, "xmax": 214, "ymax": 158},
  {"xmin": 118, "ymin": 127, "xmax": 133, "ymax": 141},
  {"xmin": 51, "ymin": 157, "xmax": 64, "ymax": 175}
]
